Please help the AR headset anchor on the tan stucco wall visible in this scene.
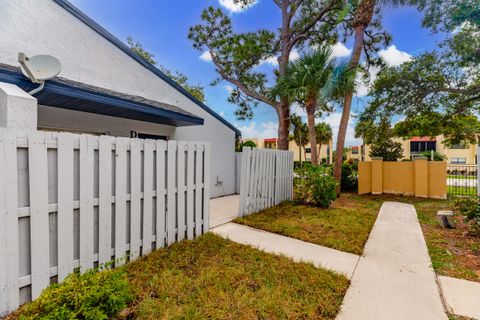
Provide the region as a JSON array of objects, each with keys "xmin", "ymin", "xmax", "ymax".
[
  {"xmin": 428, "ymin": 161, "xmax": 447, "ymax": 199},
  {"xmin": 358, "ymin": 162, "xmax": 372, "ymax": 194},
  {"xmin": 383, "ymin": 161, "xmax": 415, "ymax": 196},
  {"xmin": 358, "ymin": 159, "xmax": 447, "ymax": 199}
]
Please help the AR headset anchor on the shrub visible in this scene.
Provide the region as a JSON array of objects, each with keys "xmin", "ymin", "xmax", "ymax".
[
  {"xmin": 454, "ymin": 196, "xmax": 480, "ymax": 235},
  {"xmin": 341, "ymin": 163, "xmax": 358, "ymax": 192},
  {"xmin": 294, "ymin": 166, "xmax": 337, "ymax": 208},
  {"xmin": 242, "ymin": 140, "xmax": 257, "ymax": 149},
  {"xmin": 293, "ymin": 161, "xmax": 312, "ymax": 170},
  {"xmin": 419, "ymin": 151, "xmax": 446, "ymax": 161},
  {"xmin": 17, "ymin": 266, "xmax": 133, "ymax": 320}
]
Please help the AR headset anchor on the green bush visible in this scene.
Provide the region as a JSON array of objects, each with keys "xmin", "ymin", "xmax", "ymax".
[
  {"xmin": 242, "ymin": 140, "xmax": 257, "ymax": 149},
  {"xmin": 293, "ymin": 161, "xmax": 312, "ymax": 170},
  {"xmin": 294, "ymin": 166, "xmax": 337, "ymax": 208},
  {"xmin": 18, "ymin": 266, "xmax": 133, "ymax": 320},
  {"xmin": 341, "ymin": 163, "xmax": 358, "ymax": 192},
  {"xmin": 454, "ymin": 196, "xmax": 480, "ymax": 235},
  {"xmin": 419, "ymin": 151, "xmax": 446, "ymax": 161}
]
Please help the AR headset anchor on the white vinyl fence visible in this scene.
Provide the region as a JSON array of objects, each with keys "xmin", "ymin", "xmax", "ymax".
[
  {"xmin": 238, "ymin": 147, "xmax": 293, "ymax": 217},
  {"xmin": 0, "ymin": 129, "xmax": 210, "ymax": 314}
]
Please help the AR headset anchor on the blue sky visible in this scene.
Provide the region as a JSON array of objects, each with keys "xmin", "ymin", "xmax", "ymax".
[{"xmin": 69, "ymin": 0, "xmax": 446, "ymax": 146}]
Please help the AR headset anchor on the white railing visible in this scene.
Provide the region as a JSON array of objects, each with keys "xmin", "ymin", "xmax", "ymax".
[
  {"xmin": 0, "ymin": 129, "xmax": 210, "ymax": 314},
  {"xmin": 238, "ymin": 147, "xmax": 293, "ymax": 217}
]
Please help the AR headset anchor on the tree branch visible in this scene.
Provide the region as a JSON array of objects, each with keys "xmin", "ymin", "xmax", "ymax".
[
  {"xmin": 208, "ymin": 49, "xmax": 277, "ymax": 107},
  {"xmin": 290, "ymin": 0, "xmax": 337, "ymax": 46}
]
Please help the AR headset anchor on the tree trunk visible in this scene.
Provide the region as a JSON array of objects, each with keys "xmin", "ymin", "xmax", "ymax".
[
  {"xmin": 318, "ymin": 144, "xmax": 322, "ymax": 164},
  {"xmin": 299, "ymin": 145, "xmax": 302, "ymax": 166},
  {"xmin": 277, "ymin": 99, "xmax": 290, "ymax": 150},
  {"xmin": 306, "ymin": 99, "xmax": 318, "ymax": 166},
  {"xmin": 333, "ymin": 0, "xmax": 375, "ymax": 195}
]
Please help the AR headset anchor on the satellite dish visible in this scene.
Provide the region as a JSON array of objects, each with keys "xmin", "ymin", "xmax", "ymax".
[
  {"xmin": 18, "ymin": 53, "xmax": 62, "ymax": 95},
  {"xmin": 18, "ymin": 53, "xmax": 62, "ymax": 83}
]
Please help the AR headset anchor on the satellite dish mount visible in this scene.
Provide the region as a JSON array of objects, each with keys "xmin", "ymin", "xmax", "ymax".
[{"xmin": 18, "ymin": 52, "xmax": 62, "ymax": 95}]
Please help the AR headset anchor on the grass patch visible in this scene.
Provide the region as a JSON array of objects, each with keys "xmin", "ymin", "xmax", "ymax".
[
  {"xmin": 235, "ymin": 192, "xmax": 480, "ymax": 282},
  {"xmin": 447, "ymin": 185, "xmax": 477, "ymax": 197},
  {"xmin": 348, "ymin": 194, "xmax": 480, "ymax": 282},
  {"xmin": 448, "ymin": 175, "xmax": 476, "ymax": 180},
  {"xmin": 125, "ymin": 233, "xmax": 349, "ymax": 319},
  {"xmin": 235, "ymin": 193, "xmax": 381, "ymax": 255},
  {"xmin": 10, "ymin": 234, "xmax": 349, "ymax": 320}
]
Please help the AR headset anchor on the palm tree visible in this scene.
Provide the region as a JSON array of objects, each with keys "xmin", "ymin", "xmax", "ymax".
[
  {"xmin": 315, "ymin": 122, "xmax": 333, "ymax": 163},
  {"xmin": 333, "ymin": 0, "xmax": 411, "ymax": 193},
  {"xmin": 290, "ymin": 114, "xmax": 309, "ymax": 165},
  {"xmin": 271, "ymin": 47, "xmax": 343, "ymax": 166}
]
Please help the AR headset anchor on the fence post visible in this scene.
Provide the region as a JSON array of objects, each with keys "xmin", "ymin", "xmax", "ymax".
[
  {"xmin": 238, "ymin": 147, "xmax": 251, "ymax": 217},
  {"xmin": 203, "ymin": 143, "xmax": 211, "ymax": 233},
  {"xmin": 477, "ymin": 147, "xmax": 480, "ymax": 196},
  {"xmin": 371, "ymin": 157, "xmax": 383, "ymax": 195},
  {"xmin": 414, "ymin": 157, "xmax": 429, "ymax": 198},
  {"xmin": 0, "ymin": 130, "xmax": 19, "ymax": 315}
]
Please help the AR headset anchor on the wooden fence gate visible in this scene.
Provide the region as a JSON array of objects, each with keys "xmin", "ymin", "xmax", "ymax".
[
  {"xmin": 238, "ymin": 147, "xmax": 294, "ymax": 217},
  {"xmin": 0, "ymin": 129, "xmax": 210, "ymax": 314}
]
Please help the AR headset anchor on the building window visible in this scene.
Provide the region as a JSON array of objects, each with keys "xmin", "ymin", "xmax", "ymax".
[
  {"xmin": 451, "ymin": 157, "xmax": 466, "ymax": 164},
  {"xmin": 352, "ymin": 148, "xmax": 359, "ymax": 154},
  {"xmin": 305, "ymin": 147, "xmax": 311, "ymax": 153},
  {"xmin": 410, "ymin": 141, "xmax": 436, "ymax": 153}
]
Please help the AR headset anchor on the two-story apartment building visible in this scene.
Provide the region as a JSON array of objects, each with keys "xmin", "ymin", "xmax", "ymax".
[
  {"xmin": 243, "ymin": 137, "xmax": 334, "ymax": 164},
  {"xmin": 346, "ymin": 135, "xmax": 478, "ymax": 164}
]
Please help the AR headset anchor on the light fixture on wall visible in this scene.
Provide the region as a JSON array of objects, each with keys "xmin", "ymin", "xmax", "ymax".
[{"xmin": 18, "ymin": 52, "xmax": 62, "ymax": 95}]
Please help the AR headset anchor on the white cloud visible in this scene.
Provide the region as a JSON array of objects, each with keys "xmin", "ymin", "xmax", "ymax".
[
  {"xmin": 219, "ymin": 110, "xmax": 225, "ymax": 117},
  {"xmin": 291, "ymin": 103, "xmax": 307, "ymax": 119},
  {"xmin": 355, "ymin": 66, "xmax": 380, "ymax": 97},
  {"xmin": 289, "ymin": 50, "xmax": 300, "ymax": 61},
  {"xmin": 237, "ymin": 121, "xmax": 278, "ymax": 138},
  {"xmin": 378, "ymin": 45, "xmax": 412, "ymax": 67},
  {"xmin": 259, "ymin": 49, "xmax": 299, "ymax": 67},
  {"xmin": 219, "ymin": 0, "xmax": 258, "ymax": 13},
  {"xmin": 224, "ymin": 84, "xmax": 234, "ymax": 93},
  {"xmin": 318, "ymin": 112, "xmax": 361, "ymax": 147},
  {"xmin": 199, "ymin": 50, "xmax": 212, "ymax": 62},
  {"xmin": 331, "ymin": 42, "xmax": 352, "ymax": 58}
]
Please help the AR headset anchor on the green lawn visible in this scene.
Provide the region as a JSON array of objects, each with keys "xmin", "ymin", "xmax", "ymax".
[
  {"xmin": 447, "ymin": 185, "xmax": 477, "ymax": 197},
  {"xmin": 413, "ymin": 198, "xmax": 480, "ymax": 282},
  {"xmin": 12, "ymin": 234, "xmax": 349, "ymax": 320},
  {"xmin": 126, "ymin": 234, "xmax": 349, "ymax": 319},
  {"xmin": 235, "ymin": 193, "xmax": 480, "ymax": 282},
  {"xmin": 235, "ymin": 193, "xmax": 381, "ymax": 255},
  {"xmin": 448, "ymin": 175, "xmax": 476, "ymax": 180}
]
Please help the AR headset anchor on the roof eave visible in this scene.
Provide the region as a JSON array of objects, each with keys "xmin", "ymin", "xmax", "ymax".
[{"xmin": 53, "ymin": 0, "xmax": 241, "ymax": 136}]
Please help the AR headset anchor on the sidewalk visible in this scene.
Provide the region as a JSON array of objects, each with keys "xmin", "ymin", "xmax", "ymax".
[
  {"xmin": 211, "ymin": 223, "xmax": 359, "ymax": 279},
  {"xmin": 337, "ymin": 201, "xmax": 447, "ymax": 320}
]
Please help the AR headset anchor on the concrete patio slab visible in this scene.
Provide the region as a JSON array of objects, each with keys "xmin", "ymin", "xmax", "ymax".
[
  {"xmin": 211, "ymin": 222, "xmax": 359, "ymax": 279},
  {"xmin": 439, "ymin": 275, "xmax": 480, "ymax": 319},
  {"xmin": 337, "ymin": 202, "xmax": 447, "ymax": 320},
  {"xmin": 209, "ymin": 195, "xmax": 240, "ymax": 228}
]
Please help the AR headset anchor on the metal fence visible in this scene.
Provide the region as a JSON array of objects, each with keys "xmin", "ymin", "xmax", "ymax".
[
  {"xmin": 238, "ymin": 147, "xmax": 294, "ymax": 217},
  {"xmin": 447, "ymin": 164, "xmax": 477, "ymax": 197},
  {"xmin": 0, "ymin": 129, "xmax": 210, "ymax": 314}
]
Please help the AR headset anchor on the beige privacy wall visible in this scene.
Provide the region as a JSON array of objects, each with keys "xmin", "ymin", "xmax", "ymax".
[{"xmin": 358, "ymin": 158, "xmax": 447, "ymax": 199}]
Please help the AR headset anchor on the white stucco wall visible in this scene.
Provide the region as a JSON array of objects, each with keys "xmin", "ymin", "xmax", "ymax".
[{"xmin": 0, "ymin": 0, "xmax": 237, "ymax": 197}]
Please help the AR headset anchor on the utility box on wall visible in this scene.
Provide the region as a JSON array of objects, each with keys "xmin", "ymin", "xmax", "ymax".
[{"xmin": 358, "ymin": 157, "xmax": 447, "ymax": 199}]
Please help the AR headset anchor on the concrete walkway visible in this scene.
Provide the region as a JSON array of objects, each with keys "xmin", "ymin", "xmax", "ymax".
[
  {"xmin": 337, "ymin": 202, "xmax": 447, "ymax": 320},
  {"xmin": 439, "ymin": 275, "xmax": 480, "ymax": 319},
  {"xmin": 209, "ymin": 195, "xmax": 240, "ymax": 228},
  {"xmin": 211, "ymin": 223, "xmax": 359, "ymax": 279}
]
